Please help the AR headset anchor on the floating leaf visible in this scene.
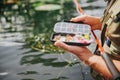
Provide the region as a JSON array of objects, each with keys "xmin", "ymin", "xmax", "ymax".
[
  {"xmin": 25, "ymin": 33, "xmax": 65, "ymax": 53},
  {"xmin": 35, "ymin": 4, "xmax": 62, "ymax": 11}
]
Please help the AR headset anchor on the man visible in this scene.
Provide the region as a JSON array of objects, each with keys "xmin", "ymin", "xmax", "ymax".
[{"xmin": 54, "ymin": 0, "xmax": 120, "ymax": 80}]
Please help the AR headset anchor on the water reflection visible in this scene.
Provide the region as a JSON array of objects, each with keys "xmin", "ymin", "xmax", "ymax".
[
  {"xmin": 49, "ymin": 76, "xmax": 68, "ymax": 80},
  {"xmin": 21, "ymin": 53, "xmax": 68, "ymax": 67},
  {"xmin": 18, "ymin": 71, "xmax": 38, "ymax": 75}
]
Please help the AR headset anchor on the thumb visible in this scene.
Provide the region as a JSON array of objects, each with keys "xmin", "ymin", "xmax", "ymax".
[
  {"xmin": 54, "ymin": 41, "xmax": 71, "ymax": 51},
  {"xmin": 70, "ymin": 15, "xmax": 86, "ymax": 22}
]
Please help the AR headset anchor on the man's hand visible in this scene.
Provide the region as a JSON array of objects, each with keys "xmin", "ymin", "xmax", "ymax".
[
  {"xmin": 71, "ymin": 15, "xmax": 102, "ymax": 30},
  {"xmin": 54, "ymin": 41, "xmax": 93, "ymax": 62}
]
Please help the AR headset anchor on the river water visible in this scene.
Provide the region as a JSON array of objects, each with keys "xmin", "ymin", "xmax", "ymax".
[{"xmin": 0, "ymin": 0, "xmax": 106, "ymax": 80}]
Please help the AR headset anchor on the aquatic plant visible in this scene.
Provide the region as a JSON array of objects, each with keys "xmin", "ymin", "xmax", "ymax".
[{"xmin": 25, "ymin": 32, "xmax": 65, "ymax": 53}]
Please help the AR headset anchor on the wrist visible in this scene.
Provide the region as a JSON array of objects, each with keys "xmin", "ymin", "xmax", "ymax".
[
  {"xmin": 78, "ymin": 52, "xmax": 95, "ymax": 66},
  {"xmin": 87, "ymin": 55, "xmax": 100, "ymax": 66}
]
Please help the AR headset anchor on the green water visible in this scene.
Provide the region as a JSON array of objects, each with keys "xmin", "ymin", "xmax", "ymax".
[{"xmin": 0, "ymin": 0, "xmax": 106, "ymax": 80}]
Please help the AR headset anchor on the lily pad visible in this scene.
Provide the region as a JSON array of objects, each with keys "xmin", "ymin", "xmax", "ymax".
[
  {"xmin": 30, "ymin": 0, "xmax": 56, "ymax": 3},
  {"xmin": 35, "ymin": 4, "xmax": 62, "ymax": 11}
]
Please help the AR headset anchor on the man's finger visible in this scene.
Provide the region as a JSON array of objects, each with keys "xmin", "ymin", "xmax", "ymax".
[
  {"xmin": 54, "ymin": 41, "xmax": 71, "ymax": 51},
  {"xmin": 70, "ymin": 15, "xmax": 86, "ymax": 22}
]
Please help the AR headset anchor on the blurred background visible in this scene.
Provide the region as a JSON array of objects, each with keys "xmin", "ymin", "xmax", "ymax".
[{"xmin": 0, "ymin": 0, "xmax": 106, "ymax": 80}]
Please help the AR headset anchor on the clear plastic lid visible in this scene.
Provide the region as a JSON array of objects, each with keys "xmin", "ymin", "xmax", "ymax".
[{"xmin": 54, "ymin": 22, "xmax": 91, "ymax": 34}]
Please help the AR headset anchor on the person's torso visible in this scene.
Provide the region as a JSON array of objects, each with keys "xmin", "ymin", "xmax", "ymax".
[{"xmin": 101, "ymin": 0, "xmax": 120, "ymax": 60}]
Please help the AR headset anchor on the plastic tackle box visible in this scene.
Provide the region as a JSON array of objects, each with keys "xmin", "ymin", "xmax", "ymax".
[{"xmin": 50, "ymin": 21, "xmax": 93, "ymax": 46}]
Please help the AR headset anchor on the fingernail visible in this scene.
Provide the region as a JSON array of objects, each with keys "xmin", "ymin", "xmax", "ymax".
[
  {"xmin": 70, "ymin": 18, "xmax": 74, "ymax": 21},
  {"xmin": 54, "ymin": 41, "xmax": 60, "ymax": 46},
  {"xmin": 54, "ymin": 42, "xmax": 57, "ymax": 46}
]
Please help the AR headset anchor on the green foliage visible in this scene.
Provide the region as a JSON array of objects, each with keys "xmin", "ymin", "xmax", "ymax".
[{"xmin": 25, "ymin": 32, "xmax": 65, "ymax": 53}]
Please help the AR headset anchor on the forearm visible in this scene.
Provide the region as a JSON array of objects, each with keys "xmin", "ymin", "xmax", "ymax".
[
  {"xmin": 76, "ymin": 53, "xmax": 110, "ymax": 78},
  {"xmin": 85, "ymin": 54, "xmax": 120, "ymax": 79}
]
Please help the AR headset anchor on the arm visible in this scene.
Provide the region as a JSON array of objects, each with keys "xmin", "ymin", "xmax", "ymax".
[{"xmin": 54, "ymin": 41, "xmax": 120, "ymax": 79}]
